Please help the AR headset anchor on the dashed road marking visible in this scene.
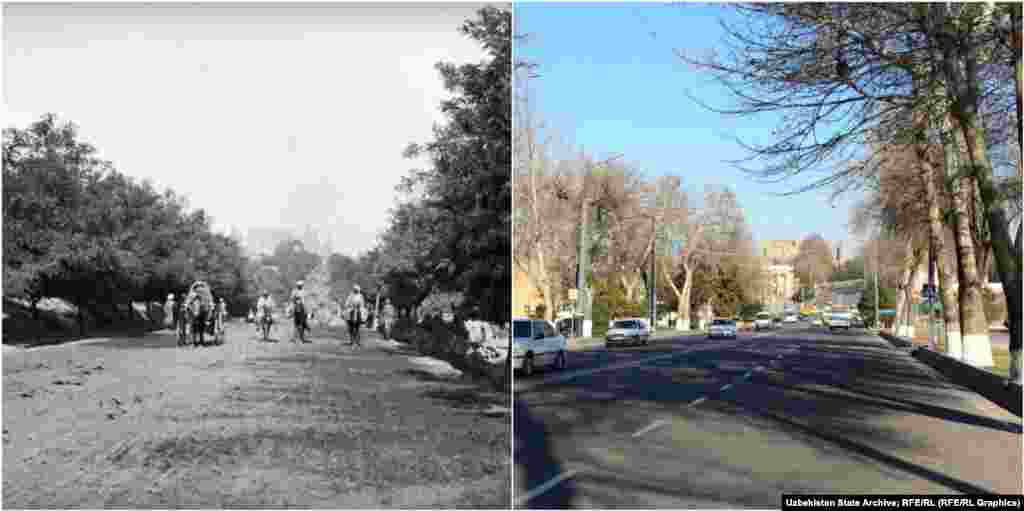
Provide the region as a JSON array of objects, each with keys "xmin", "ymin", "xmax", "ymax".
[
  {"xmin": 689, "ymin": 396, "xmax": 707, "ymax": 406},
  {"xmin": 720, "ymin": 384, "xmax": 733, "ymax": 391},
  {"xmin": 516, "ymin": 468, "xmax": 581, "ymax": 506},
  {"xmin": 632, "ymin": 419, "xmax": 669, "ymax": 437}
]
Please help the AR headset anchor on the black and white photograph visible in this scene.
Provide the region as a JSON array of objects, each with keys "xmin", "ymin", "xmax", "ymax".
[{"xmin": 3, "ymin": 2, "xmax": 511, "ymax": 508}]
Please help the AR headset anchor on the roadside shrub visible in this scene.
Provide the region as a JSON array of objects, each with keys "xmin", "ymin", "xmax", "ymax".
[{"xmin": 390, "ymin": 318, "xmax": 420, "ymax": 343}]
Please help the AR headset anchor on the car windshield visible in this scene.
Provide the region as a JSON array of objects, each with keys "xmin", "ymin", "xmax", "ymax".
[
  {"xmin": 712, "ymin": 319, "xmax": 735, "ymax": 326},
  {"xmin": 512, "ymin": 321, "xmax": 532, "ymax": 339},
  {"xmin": 612, "ymin": 321, "xmax": 635, "ymax": 329}
]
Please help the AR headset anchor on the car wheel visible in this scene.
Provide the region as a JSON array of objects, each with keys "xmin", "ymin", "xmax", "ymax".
[
  {"xmin": 522, "ymin": 354, "xmax": 535, "ymax": 377},
  {"xmin": 554, "ymin": 351, "xmax": 567, "ymax": 370}
]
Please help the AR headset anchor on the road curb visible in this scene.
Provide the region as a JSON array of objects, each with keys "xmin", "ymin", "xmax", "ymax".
[{"xmin": 878, "ymin": 331, "xmax": 1022, "ymax": 417}]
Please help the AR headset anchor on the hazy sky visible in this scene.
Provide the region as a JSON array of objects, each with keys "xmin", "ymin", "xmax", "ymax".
[
  {"xmin": 4, "ymin": 2, "xmax": 490, "ymax": 256},
  {"xmin": 515, "ymin": 3, "xmax": 866, "ymax": 252}
]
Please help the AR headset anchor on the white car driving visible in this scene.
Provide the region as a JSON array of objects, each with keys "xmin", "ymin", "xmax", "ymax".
[
  {"xmin": 708, "ymin": 318, "xmax": 738, "ymax": 340},
  {"xmin": 754, "ymin": 312, "xmax": 774, "ymax": 331},
  {"xmin": 512, "ymin": 317, "xmax": 568, "ymax": 376},
  {"xmin": 606, "ymin": 319, "xmax": 650, "ymax": 346}
]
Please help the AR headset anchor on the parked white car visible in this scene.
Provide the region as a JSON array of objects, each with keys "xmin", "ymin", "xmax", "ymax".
[
  {"xmin": 829, "ymin": 312, "xmax": 852, "ymax": 332},
  {"xmin": 708, "ymin": 318, "xmax": 738, "ymax": 340},
  {"xmin": 754, "ymin": 312, "xmax": 774, "ymax": 331},
  {"xmin": 606, "ymin": 319, "xmax": 650, "ymax": 346},
  {"xmin": 512, "ymin": 317, "xmax": 568, "ymax": 376},
  {"xmin": 784, "ymin": 314, "xmax": 798, "ymax": 324}
]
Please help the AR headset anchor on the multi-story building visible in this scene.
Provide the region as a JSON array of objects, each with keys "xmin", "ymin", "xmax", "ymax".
[{"xmin": 512, "ymin": 262, "xmax": 544, "ymax": 318}]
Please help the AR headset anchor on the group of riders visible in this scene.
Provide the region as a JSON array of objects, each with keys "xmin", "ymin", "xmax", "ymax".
[
  {"xmin": 164, "ymin": 279, "xmax": 398, "ymax": 347},
  {"xmin": 163, "ymin": 280, "xmax": 227, "ymax": 347}
]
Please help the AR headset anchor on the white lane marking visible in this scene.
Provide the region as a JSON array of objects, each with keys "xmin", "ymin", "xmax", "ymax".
[
  {"xmin": 689, "ymin": 396, "xmax": 707, "ymax": 406},
  {"xmin": 720, "ymin": 384, "xmax": 733, "ymax": 391},
  {"xmin": 743, "ymin": 371, "xmax": 752, "ymax": 379},
  {"xmin": 632, "ymin": 419, "xmax": 669, "ymax": 437},
  {"xmin": 516, "ymin": 468, "xmax": 581, "ymax": 506}
]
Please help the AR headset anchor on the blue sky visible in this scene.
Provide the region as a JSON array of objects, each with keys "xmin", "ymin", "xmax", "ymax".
[{"xmin": 515, "ymin": 2, "xmax": 865, "ymax": 252}]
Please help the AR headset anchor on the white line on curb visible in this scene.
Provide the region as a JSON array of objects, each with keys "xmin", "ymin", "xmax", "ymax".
[
  {"xmin": 516, "ymin": 468, "xmax": 581, "ymax": 506},
  {"xmin": 632, "ymin": 419, "xmax": 669, "ymax": 437}
]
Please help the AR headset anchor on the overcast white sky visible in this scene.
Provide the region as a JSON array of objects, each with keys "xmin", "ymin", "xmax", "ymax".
[{"xmin": 3, "ymin": 2, "xmax": 490, "ymax": 256}]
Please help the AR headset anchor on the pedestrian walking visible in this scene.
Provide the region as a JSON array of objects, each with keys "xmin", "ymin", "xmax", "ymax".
[
  {"xmin": 381, "ymin": 298, "xmax": 396, "ymax": 340},
  {"xmin": 163, "ymin": 294, "xmax": 176, "ymax": 330}
]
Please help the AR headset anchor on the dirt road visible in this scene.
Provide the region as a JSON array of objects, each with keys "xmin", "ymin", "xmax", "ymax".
[{"xmin": 3, "ymin": 322, "xmax": 510, "ymax": 508}]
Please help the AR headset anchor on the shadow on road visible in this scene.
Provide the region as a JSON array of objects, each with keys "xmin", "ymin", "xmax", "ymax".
[
  {"xmin": 515, "ymin": 399, "xmax": 576, "ymax": 509},
  {"xmin": 514, "ymin": 332, "xmax": 1023, "ymax": 506}
]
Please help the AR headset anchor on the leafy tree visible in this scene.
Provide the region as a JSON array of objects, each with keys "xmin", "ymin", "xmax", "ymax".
[
  {"xmin": 859, "ymin": 278, "xmax": 897, "ymax": 328},
  {"xmin": 398, "ymin": 6, "xmax": 511, "ymax": 323}
]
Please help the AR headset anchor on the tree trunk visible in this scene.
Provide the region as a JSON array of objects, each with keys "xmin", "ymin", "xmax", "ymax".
[
  {"xmin": 942, "ymin": 113, "xmax": 991, "ymax": 363},
  {"xmin": 899, "ymin": 244, "xmax": 922, "ymax": 338},
  {"xmin": 934, "ymin": 3, "xmax": 1021, "ymax": 380},
  {"xmin": 894, "ymin": 240, "xmax": 914, "ymax": 334},
  {"xmin": 662, "ymin": 258, "xmax": 692, "ymax": 331},
  {"xmin": 915, "ymin": 107, "xmax": 966, "ymax": 358}
]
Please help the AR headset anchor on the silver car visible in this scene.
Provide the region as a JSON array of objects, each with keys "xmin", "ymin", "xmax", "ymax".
[
  {"xmin": 606, "ymin": 319, "xmax": 650, "ymax": 346},
  {"xmin": 708, "ymin": 318, "xmax": 737, "ymax": 340}
]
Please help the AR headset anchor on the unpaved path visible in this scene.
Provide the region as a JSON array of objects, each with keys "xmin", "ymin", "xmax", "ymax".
[{"xmin": 3, "ymin": 322, "xmax": 510, "ymax": 508}]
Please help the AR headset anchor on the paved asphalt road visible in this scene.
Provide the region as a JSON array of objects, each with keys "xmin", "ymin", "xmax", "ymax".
[{"xmin": 513, "ymin": 325, "xmax": 1023, "ymax": 509}]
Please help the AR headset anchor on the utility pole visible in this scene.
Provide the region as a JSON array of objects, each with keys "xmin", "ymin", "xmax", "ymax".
[
  {"xmin": 576, "ymin": 197, "xmax": 591, "ymax": 338},
  {"xmin": 650, "ymin": 216, "xmax": 657, "ymax": 333},
  {"xmin": 874, "ymin": 234, "xmax": 880, "ymax": 331}
]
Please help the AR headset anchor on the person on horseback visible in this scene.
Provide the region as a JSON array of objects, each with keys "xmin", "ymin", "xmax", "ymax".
[
  {"xmin": 344, "ymin": 284, "xmax": 366, "ymax": 346},
  {"xmin": 256, "ymin": 291, "xmax": 275, "ymax": 341},
  {"xmin": 291, "ymin": 281, "xmax": 309, "ymax": 343}
]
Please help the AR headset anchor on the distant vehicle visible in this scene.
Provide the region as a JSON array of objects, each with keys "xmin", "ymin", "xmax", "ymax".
[
  {"xmin": 512, "ymin": 317, "xmax": 568, "ymax": 376},
  {"xmin": 829, "ymin": 311, "xmax": 852, "ymax": 332},
  {"xmin": 754, "ymin": 312, "xmax": 774, "ymax": 331},
  {"xmin": 709, "ymin": 318, "xmax": 738, "ymax": 339},
  {"xmin": 606, "ymin": 319, "xmax": 650, "ymax": 347},
  {"xmin": 784, "ymin": 314, "xmax": 798, "ymax": 323}
]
